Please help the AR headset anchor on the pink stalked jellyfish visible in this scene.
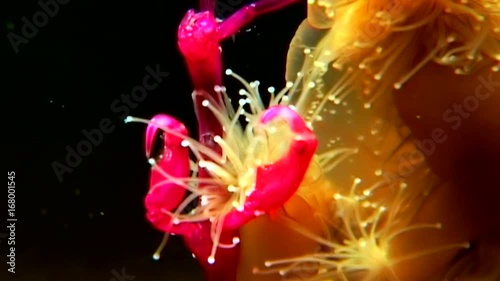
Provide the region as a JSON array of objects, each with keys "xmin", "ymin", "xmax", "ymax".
[
  {"xmin": 126, "ymin": 1, "xmax": 315, "ymax": 281},
  {"xmin": 127, "ymin": 77, "xmax": 318, "ymax": 280}
]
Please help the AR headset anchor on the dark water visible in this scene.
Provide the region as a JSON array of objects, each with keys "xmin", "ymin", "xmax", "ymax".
[{"xmin": 2, "ymin": 1, "xmax": 305, "ymax": 280}]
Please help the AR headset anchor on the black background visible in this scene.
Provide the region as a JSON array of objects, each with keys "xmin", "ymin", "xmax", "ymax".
[{"xmin": 2, "ymin": 1, "xmax": 305, "ymax": 280}]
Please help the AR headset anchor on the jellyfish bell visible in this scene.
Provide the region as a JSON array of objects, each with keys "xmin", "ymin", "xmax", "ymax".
[{"xmin": 221, "ymin": 105, "xmax": 318, "ymax": 229}]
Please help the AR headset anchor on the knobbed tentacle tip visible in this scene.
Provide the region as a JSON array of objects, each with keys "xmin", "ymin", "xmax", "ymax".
[
  {"xmin": 207, "ymin": 256, "xmax": 215, "ymax": 264},
  {"xmin": 148, "ymin": 158, "xmax": 156, "ymax": 165}
]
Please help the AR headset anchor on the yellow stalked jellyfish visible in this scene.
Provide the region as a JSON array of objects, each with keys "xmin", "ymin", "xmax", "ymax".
[{"xmin": 240, "ymin": 1, "xmax": 500, "ymax": 281}]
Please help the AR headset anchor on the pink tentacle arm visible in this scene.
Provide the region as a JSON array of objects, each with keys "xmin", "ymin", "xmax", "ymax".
[
  {"xmin": 223, "ymin": 105, "xmax": 318, "ymax": 230},
  {"xmin": 178, "ymin": 12, "xmax": 224, "ymax": 145},
  {"xmin": 144, "ymin": 114, "xmax": 195, "ymax": 235},
  {"xmin": 178, "ymin": 0, "xmax": 302, "ymax": 142},
  {"xmin": 143, "ymin": 113, "xmax": 239, "ymax": 281}
]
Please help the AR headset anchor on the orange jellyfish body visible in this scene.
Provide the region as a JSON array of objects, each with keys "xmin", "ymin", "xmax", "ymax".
[{"xmin": 239, "ymin": 1, "xmax": 500, "ymax": 281}]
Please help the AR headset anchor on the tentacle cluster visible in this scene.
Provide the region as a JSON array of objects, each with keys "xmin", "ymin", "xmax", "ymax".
[
  {"xmin": 127, "ymin": 70, "xmax": 321, "ymax": 264},
  {"xmin": 256, "ymin": 178, "xmax": 470, "ymax": 281},
  {"xmin": 304, "ymin": 0, "xmax": 500, "ymax": 109}
]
